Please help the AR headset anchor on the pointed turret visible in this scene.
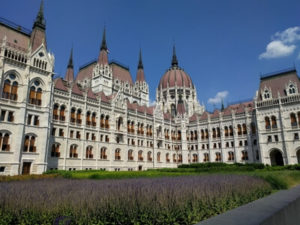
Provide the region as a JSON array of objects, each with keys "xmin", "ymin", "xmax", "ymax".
[
  {"xmin": 171, "ymin": 45, "xmax": 178, "ymax": 67},
  {"xmin": 65, "ymin": 48, "xmax": 74, "ymax": 82},
  {"xmin": 98, "ymin": 28, "xmax": 108, "ymax": 65},
  {"xmin": 30, "ymin": 0, "xmax": 47, "ymax": 52},
  {"xmin": 136, "ymin": 49, "xmax": 145, "ymax": 82}
]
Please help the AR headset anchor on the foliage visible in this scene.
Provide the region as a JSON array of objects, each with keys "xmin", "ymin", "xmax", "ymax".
[{"xmin": 0, "ymin": 175, "xmax": 271, "ymax": 225}]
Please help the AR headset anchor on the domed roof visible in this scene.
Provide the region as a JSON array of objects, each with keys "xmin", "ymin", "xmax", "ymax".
[
  {"xmin": 158, "ymin": 45, "xmax": 194, "ymax": 90},
  {"xmin": 159, "ymin": 67, "xmax": 193, "ymax": 90}
]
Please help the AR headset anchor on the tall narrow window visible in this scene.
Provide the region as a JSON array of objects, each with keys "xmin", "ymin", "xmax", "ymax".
[
  {"xmin": 291, "ymin": 113, "xmax": 297, "ymax": 127},
  {"xmin": 60, "ymin": 105, "xmax": 66, "ymax": 121},
  {"xmin": 53, "ymin": 104, "xmax": 59, "ymax": 120},
  {"xmin": 265, "ymin": 117, "xmax": 271, "ymax": 130}
]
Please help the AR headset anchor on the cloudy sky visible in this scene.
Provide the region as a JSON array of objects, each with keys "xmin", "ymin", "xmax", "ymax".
[{"xmin": 2, "ymin": 0, "xmax": 300, "ymax": 111}]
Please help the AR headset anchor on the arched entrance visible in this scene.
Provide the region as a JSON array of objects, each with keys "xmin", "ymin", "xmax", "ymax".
[
  {"xmin": 297, "ymin": 150, "xmax": 300, "ymax": 164},
  {"xmin": 270, "ymin": 149, "xmax": 284, "ymax": 166}
]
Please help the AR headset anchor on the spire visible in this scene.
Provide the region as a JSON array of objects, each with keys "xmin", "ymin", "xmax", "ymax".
[
  {"xmin": 221, "ymin": 99, "xmax": 225, "ymax": 111},
  {"xmin": 171, "ymin": 45, "xmax": 178, "ymax": 67},
  {"xmin": 33, "ymin": 0, "xmax": 46, "ymax": 30},
  {"xmin": 98, "ymin": 28, "xmax": 109, "ymax": 65},
  {"xmin": 100, "ymin": 27, "xmax": 107, "ymax": 51},
  {"xmin": 138, "ymin": 48, "xmax": 143, "ymax": 69},
  {"xmin": 65, "ymin": 48, "xmax": 74, "ymax": 82},
  {"xmin": 68, "ymin": 48, "xmax": 73, "ymax": 68},
  {"xmin": 136, "ymin": 49, "xmax": 145, "ymax": 82}
]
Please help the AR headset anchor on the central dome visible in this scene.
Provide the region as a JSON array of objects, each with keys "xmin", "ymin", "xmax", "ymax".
[
  {"xmin": 158, "ymin": 46, "xmax": 193, "ymax": 90},
  {"xmin": 158, "ymin": 67, "xmax": 193, "ymax": 90}
]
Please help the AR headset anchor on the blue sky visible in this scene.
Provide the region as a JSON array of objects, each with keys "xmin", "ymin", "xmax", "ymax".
[{"xmin": 2, "ymin": 0, "xmax": 300, "ymax": 111}]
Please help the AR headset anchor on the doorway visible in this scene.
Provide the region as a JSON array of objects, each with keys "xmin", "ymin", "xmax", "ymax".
[
  {"xmin": 270, "ymin": 149, "xmax": 284, "ymax": 166},
  {"xmin": 138, "ymin": 165, "xmax": 142, "ymax": 171},
  {"xmin": 22, "ymin": 162, "xmax": 31, "ymax": 175}
]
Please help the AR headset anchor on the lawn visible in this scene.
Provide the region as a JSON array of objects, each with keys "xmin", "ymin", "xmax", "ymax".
[{"xmin": 0, "ymin": 163, "xmax": 299, "ymax": 225}]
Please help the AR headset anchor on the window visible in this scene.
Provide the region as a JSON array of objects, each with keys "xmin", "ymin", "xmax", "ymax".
[
  {"xmin": 157, "ymin": 152, "xmax": 161, "ymax": 162},
  {"xmin": 76, "ymin": 109, "xmax": 82, "ymax": 125},
  {"xmin": 100, "ymin": 147, "xmax": 107, "ymax": 159},
  {"xmin": 267, "ymin": 135, "xmax": 272, "ymax": 143},
  {"xmin": 27, "ymin": 114, "xmax": 32, "ymax": 125},
  {"xmin": 192, "ymin": 154, "xmax": 198, "ymax": 163},
  {"xmin": 70, "ymin": 130, "xmax": 74, "ymax": 138},
  {"xmin": 215, "ymin": 152, "xmax": 221, "ymax": 162},
  {"xmin": 271, "ymin": 116, "xmax": 277, "ymax": 129},
  {"xmin": 173, "ymin": 154, "xmax": 177, "ymax": 163},
  {"xmin": 274, "ymin": 135, "xmax": 279, "ymax": 142},
  {"xmin": 2, "ymin": 74, "xmax": 18, "ymax": 101},
  {"xmin": 226, "ymin": 142, "xmax": 229, "ymax": 148},
  {"xmin": 291, "ymin": 113, "xmax": 297, "ymax": 127},
  {"xmin": 105, "ymin": 115, "xmax": 109, "ymax": 129},
  {"xmin": 105, "ymin": 135, "xmax": 109, "ymax": 143},
  {"xmin": 0, "ymin": 133, "xmax": 10, "ymax": 151},
  {"xmin": 59, "ymin": 129, "xmax": 64, "ymax": 137},
  {"xmin": 92, "ymin": 113, "xmax": 96, "ymax": 127},
  {"xmin": 264, "ymin": 89, "xmax": 270, "ymax": 99},
  {"xmin": 86, "ymin": 132, "xmax": 90, "ymax": 140},
  {"xmin": 86, "ymin": 111, "xmax": 91, "ymax": 126},
  {"xmin": 0, "ymin": 110, "xmax": 6, "ymax": 121},
  {"xmin": 0, "ymin": 167, "xmax": 5, "ymax": 172},
  {"xmin": 294, "ymin": 133, "xmax": 299, "ymax": 140},
  {"xmin": 147, "ymin": 151, "xmax": 152, "ymax": 162},
  {"xmin": 23, "ymin": 135, "xmax": 36, "ymax": 152},
  {"xmin": 288, "ymin": 84, "xmax": 296, "ymax": 94},
  {"xmin": 239, "ymin": 141, "xmax": 243, "ymax": 147},
  {"xmin": 242, "ymin": 124, "xmax": 247, "ymax": 134},
  {"xmin": 166, "ymin": 153, "xmax": 170, "ymax": 162},
  {"xmin": 253, "ymin": 139, "xmax": 257, "ymax": 145},
  {"xmin": 231, "ymin": 141, "xmax": 234, "ymax": 147},
  {"xmin": 7, "ymin": 112, "xmax": 14, "ymax": 122},
  {"xmin": 229, "ymin": 126, "xmax": 233, "ymax": 136},
  {"xmin": 70, "ymin": 108, "xmax": 76, "ymax": 123},
  {"xmin": 242, "ymin": 151, "xmax": 249, "ymax": 160},
  {"xmin": 224, "ymin": 126, "xmax": 229, "ymax": 137},
  {"xmin": 53, "ymin": 104, "xmax": 59, "ymax": 120},
  {"xmin": 265, "ymin": 117, "xmax": 271, "ymax": 130},
  {"xmin": 115, "ymin": 149, "xmax": 121, "ymax": 160},
  {"xmin": 228, "ymin": 151, "xmax": 234, "ymax": 161},
  {"xmin": 237, "ymin": 124, "xmax": 242, "ymax": 135},
  {"xmin": 51, "ymin": 143, "xmax": 60, "ymax": 157},
  {"xmin": 203, "ymin": 153, "xmax": 209, "ymax": 162},
  {"xmin": 128, "ymin": 150, "xmax": 134, "ymax": 161},
  {"xmin": 86, "ymin": 146, "xmax": 93, "ymax": 159},
  {"xmin": 92, "ymin": 133, "xmax": 96, "ymax": 141},
  {"xmin": 51, "ymin": 128, "xmax": 56, "ymax": 136},
  {"xmin": 76, "ymin": 131, "xmax": 80, "ymax": 139},
  {"xmin": 33, "ymin": 116, "xmax": 39, "ymax": 126},
  {"xmin": 60, "ymin": 106, "xmax": 66, "ymax": 121},
  {"xmin": 138, "ymin": 150, "xmax": 143, "ymax": 161},
  {"xmin": 69, "ymin": 145, "xmax": 78, "ymax": 158},
  {"xmin": 244, "ymin": 140, "xmax": 248, "ymax": 146},
  {"xmin": 28, "ymin": 80, "xmax": 42, "ymax": 106}
]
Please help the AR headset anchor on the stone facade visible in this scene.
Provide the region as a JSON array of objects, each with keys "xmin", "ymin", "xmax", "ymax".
[{"xmin": 0, "ymin": 4, "xmax": 300, "ymax": 175}]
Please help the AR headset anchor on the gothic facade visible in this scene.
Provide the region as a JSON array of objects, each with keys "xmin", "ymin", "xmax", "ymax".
[{"xmin": 1, "ymin": 3, "xmax": 300, "ymax": 175}]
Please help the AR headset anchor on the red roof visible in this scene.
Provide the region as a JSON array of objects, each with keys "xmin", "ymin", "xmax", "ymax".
[
  {"xmin": 111, "ymin": 62, "xmax": 133, "ymax": 85},
  {"xmin": 87, "ymin": 88, "xmax": 97, "ymax": 99},
  {"xmin": 65, "ymin": 67, "xmax": 74, "ymax": 82},
  {"xmin": 136, "ymin": 68, "xmax": 145, "ymax": 82},
  {"xmin": 189, "ymin": 113, "xmax": 197, "ymax": 122},
  {"xmin": 164, "ymin": 112, "xmax": 171, "ymax": 120},
  {"xmin": 200, "ymin": 112, "xmax": 209, "ymax": 120},
  {"xmin": 159, "ymin": 67, "xmax": 193, "ymax": 90},
  {"xmin": 211, "ymin": 109, "xmax": 220, "ymax": 118},
  {"xmin": 54, "ymin": 78, "xmax": 68, "ymax": 92},
  {"xmin": 98, "ymin": 49, "xmax": 108, "ymax": 65},
  {"xmin": 177, "ymin": 102, "xmax": 186, "ymax": 115},
  {"xmin": 76, "ymin": 61, "xmax": 97, "ymax": 82},
  {"xmin": 258, "ymin": 70, "xmax": 300, "ymax": 100},
  {"xmin": 72, "ymin": 83, "xmax": 83, "ymax": 96}
]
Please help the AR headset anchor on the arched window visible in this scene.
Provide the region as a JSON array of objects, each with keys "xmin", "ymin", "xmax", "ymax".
[
  {"xmin": 128, "ymin": 150, "xmax": 134, "ymax": 161},
  {"xmin": 291, "ymin": 113, "xmax": 297, "ymax": 127},
  {"xmin": 157, "ymin": 152, "xmax": 161, "ymax": 162},
  {"xmin": 171, "ymin": 104, "xmax": 176, "ymax": 117},
  {"xmin": 92, "ymin": 113, "xmax": 96, "ymax": 127},
  {"xmin": 138, "ymin": 150, "xmax": 143, "ymax": 161},
  {"xmin": 51, "ymin": 143, "xmax": 60, "ymax": 157},
  {"xmin": 242, "ymin": 124, "xmax": 247, "ymax": 134},
  {"xmin": 117, "ymin": 117, "xmax": 122, "ymax": 131},
  {"xmin": 70, "ymin": 145, "xmax": 78, "ymax": 158},
  {"xmin": 115, "ymin": 149, "xmax": 121, "ymax": 160},
  {"xmin": 264, "ymin": 89, "xmax": 270, "ymax": 99},
  {"xmin": 86, "ymin": 146, "xmax": 93, "ymax": 159},
  {"xmin": 166, "ymin": 153, "xmax": 170, "ymax": 162},
  {"xmin": 215, "ymin": 152, "xmax": 221, "ymax": 162},
  {"xmin": 60, "ymin": 105, "xmax": 66, "ymax": 121},
  {"xmin": 70, "ymin": 108, "xmax": 76, "ymax": 123},
  {"xmin": 2, "ymin": 74, "xmax": 18, "ymax": 100},
  {"xmin": 228, "ymin": 151, "xmax": 234, "ymax": 161},
  {"xmin": 289, "ymin": 84, "xmax": 296, "ymax": 94},
  {"xmin": 100, "ymin": 115, "xmax": 105, "ymax": 128},
  {"xmin": 205, "ymin": 129, "xmax": 209, "ymax": 139},
  {"xmin": 203, "ymin": 153, "xmax": 209, "ymax": 162},
  {"xmin": 147, "ymin": 151, "xmax": 152, "ymax": 162},
  {"xmin": 105, "ymin": 115, "xmax": 110, "ymax": 129},
  {"xmin": 271, "ymin": 116, "xmax": 277, "ymax": 129},
  {"xmin": 53, "ymin": 104, "xmax": 59, "ymax": 120},
  {"xmin": 242, "ymin": 151, "xmax": 249, "ymax": 161},
  {"xmin": 229, "ymin": 126, "xmax": 233, "ymax": 136},
  {"xmin": 76, "ymin": 109, "xmax": 82, "ymax": 125},
  {"xmin": 212, "ymin": 128, "xmax": 216, "ymax": 138},
  {"xmin": 86, "ymin": 111, "xmax": 91, "ymax": 126},
  {"xmin": 178, "ymin": 154, "xmax": 182, "ymax": 163},
  {"xmin": 265, "ymin": 117, "xmax": 271, "ymax": 130},
  {"xmin": 0, "ymin": 133, "xmax": 10, "ymax": 151},
  {"xmin": 237, "ymin": 124, "xmax": 242, "ymax": 135},
  {"xmin": 192, "ymin": 154, "xmax": 198, "ymax": 163},
  {"xmin": 23, "ymin": 135, "xmax": 36, "ymax": 152},
  {"xmin": 100, "ymin": 147, "xmax": 107, "ymax": 159},
  {"xmin": 224, "ymin": 126, "xmax": 229, "ymax": 137},
  {"xmin": 28, "ymin": 80, "xmax": 42, "ymax": 105},
  {"xmin": 173, "ymin": 153, "xmax": 177, "ymax": 163}
]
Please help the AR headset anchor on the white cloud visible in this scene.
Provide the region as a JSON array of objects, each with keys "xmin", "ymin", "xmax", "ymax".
[
  {"xmin": 259, "ymin": 26, "xmax": 300, "ymax": 59},
  {"xmin": 149, "ymin": 99, "xmax": 156, "ymax": 106},
  {"xmin": 259, "ymin": 41, "xmax": 296, "ymax": 59},
  {"xmin": 208, "ymin": 91, "xmax": 228, "ymax": 105}
]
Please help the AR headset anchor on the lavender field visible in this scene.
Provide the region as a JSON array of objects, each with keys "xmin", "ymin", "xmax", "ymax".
[{"xmin": 0, "ymin": 175, "xmax": 271, "ymax": 225}]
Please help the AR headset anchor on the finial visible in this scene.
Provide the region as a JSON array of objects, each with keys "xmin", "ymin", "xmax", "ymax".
[
  {"xmin": 33, "ymin": 0, "xmax": 46, "ymax": 30},
  {"xmin": 68, "ymin": 48, "xmax": 73, "ymax": 68},
  {"xmin": 171, "ymin": 45, "xmax": 178, "ymax": 67},
  {"xmin": 100, "ymin": 27, "xmax": 107, "ymax": 51},
  {"xmin": 138, "ymin": 48, "xmax": 143, "ymax": 69}
]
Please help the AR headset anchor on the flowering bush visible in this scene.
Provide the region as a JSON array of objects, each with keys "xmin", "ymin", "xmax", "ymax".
[{"xmin": 0, "ymin": 174, "xmax": 271, "ymax": 224}]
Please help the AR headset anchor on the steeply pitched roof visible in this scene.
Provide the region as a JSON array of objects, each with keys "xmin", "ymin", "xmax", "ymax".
[
  {"xmin": 54, "ymin": 78, "xmax": 68, "ymax": 92},
  {"xmin": 110, "ymin": 62, "xmax": 133, "ymax": 85},
  {"xmin": 72, "ymin": 83, "xmax": 83, "ymax": 96},
  {"xmin": 76, "ymin": 60, "xmax": 97, "ymax": 82}
]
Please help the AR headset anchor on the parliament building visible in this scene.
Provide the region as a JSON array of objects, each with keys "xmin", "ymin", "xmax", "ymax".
[{"xmin": 1, "ymin": 2, "xmax": 300, "ymax": 175}]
